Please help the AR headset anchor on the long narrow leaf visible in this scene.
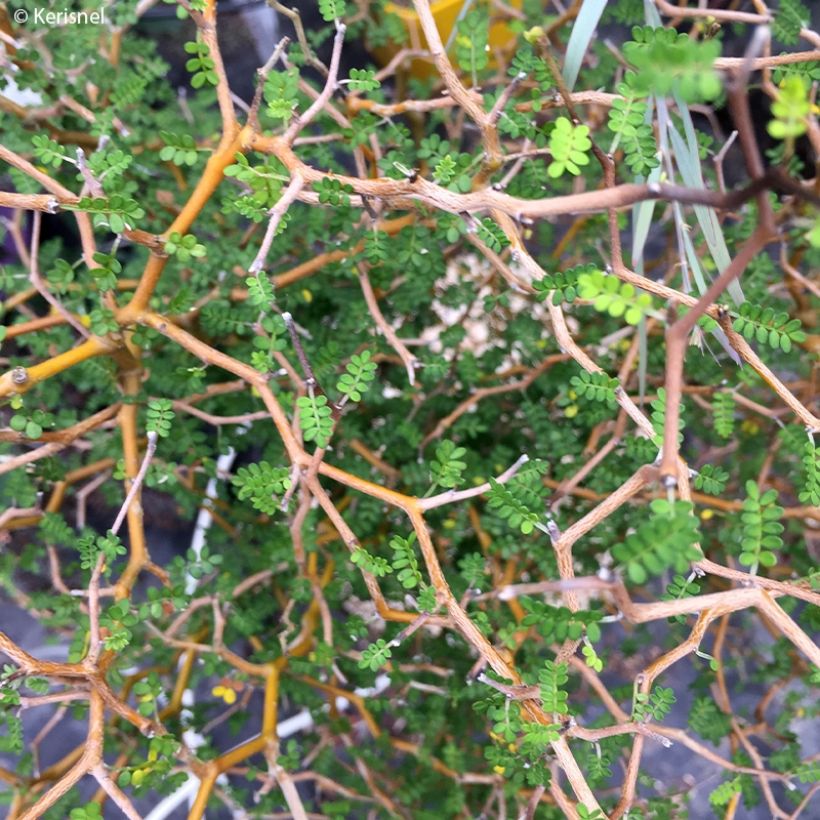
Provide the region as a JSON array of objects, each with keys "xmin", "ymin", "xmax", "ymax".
[
  {"xmin": 638, "ymin": 317, "xmax": 648, "ymax": 403},
  {"xmin": 444, "ymin": 0, "xmax": 476, "ymax": 52},
  {"xmin": 644, "ymin": 0, "xmax": 662, "ymax": 26},
  {"xmin": 670, "ymin": 94, "xmax": 745, "ymax": 305},
  {"xmin": 631, "ymin": 165, "xmax": 663, "ymax": 272},
  {"xmin": 681, "ymin": 227, "xmax": 709, "ymax": 295},
  {"xmin": 655, "ymin": 96, "xmax": 692, "ymax": 292},
  {"xmin": 682, "ymin": 229, "xmax": 742, "ymax": 364},
  {"xmin": 654, "ymin": 89, "xmax": 742, "ymax": 364},
  {"xmin": 563, "ymin": 0, "xmax": 608, "ymax": 91}
]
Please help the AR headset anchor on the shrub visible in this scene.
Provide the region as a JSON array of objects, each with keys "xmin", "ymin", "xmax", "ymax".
[{"xmin": 0, "ymin": 1, "xmax": 818, "ymax": 818}]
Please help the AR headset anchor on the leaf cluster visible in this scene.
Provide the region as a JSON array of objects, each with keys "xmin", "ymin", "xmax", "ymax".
[
  {"xmin": 738, "ymin": 480, "xmax": 783, "ymax": 571},
  {"xmin": 772, "ymin": 0, "xmax": 811, "ymax": 45},
  {"xmin": 623, "ymin": 26, "xmax": 722, "ymax": 102},
  {"xmin": 578, "ymin": 269, "xmax": 654, "ymax": 325},
  {"xmin": 612, "ymin": 499, "xmax": 701, "ymax": 584},
  {"xmin": 336, "ymin": 349, "xmax": 377, "ymax": 404},
  {"xmin": 297, "ymin": 393, "xmax": 334, "ymax": 448},
  {"xmin": 486, "ymin": 460, "xmax": 549, "ymax": 535},
  {"xmin": 732, "ymin": 302, "xmax": 807, "ymax": 352},
  {"xmin": 569, "ymin": 370, "xmax": 620, "ymax": 408},
  {"xmin": 232, "ymin": 461, "xmax": 292, "ymax": 515},
  {"xmin": 607, "ymin": 78, "xmax": 659, "ymax": 176},
  {"xmin": 548, "ymin": 117, "xmax": 592, "ymax": 178}
]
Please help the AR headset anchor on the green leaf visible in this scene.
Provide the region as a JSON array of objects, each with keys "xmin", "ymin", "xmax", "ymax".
[
  {"xmin": 31, "ymin": 134, "xmax": 66, "ymax": 169},
  {"xmin": 39, "ymin": 512, "xmax": 75, "ymax": 545},
  {"xmin": 650, "ymin": 388, "xmax": 686, "ymax": 446},
  {"xmin": 159, "ymin": 131, "xmax": 199, "ymax": 166},
  {"xmin": 734, "ymin": 303, "xmax": 805, "ymax": 351},
  {"xmin": 737, "ymin": 481, "xmax": 783, "ymax": 574},
  {"xmin": 232, "ymin": 462, "xmax": 292, "ymax": 515},
  {"xmin": 582, "ymin": 642, "xmax": 603, "ymax": 672},
  {"xmin": 539, "ymin": 660, "xmax": 569, "ymax": 715},
  {"xmin": 798, "ymin": 440, "xmax": 820, "ymax": 506},
  {"xmin": 416, "ymin": 585, "xmax": 438, "ymax": 613},
  {"xmin": 390, "ymin": 533, "xmax": 423, "ymax": 589},
  {"xmin": 25, "ymin": 420, "xmax": 43, "ymax": 439},
  {"xmin": 455, "ymin": 9, "xmax": 490, "ymax": 79},
  {"xmin": 623, "ymin": 26, "xmax": 721, "ymax": 102},
  {"xmin": 767, "ymin": 75, "xmax": 811, "ymax": 139},
  {"xmin": 548, "ymin": 117, "xmax": 592, "ymax": 177},
  {"xmin": 709, "ymin": 777, "xmax": 742, "ymax": 808},
  {"xmin": 146, "ymin": 399, "xmax": 175, "ymax": 438},
  {"xmin": 688, "ymin": 696, "xmax": 731, "ymax": 744},
  {"xmin": 297, "ymin": 394, "xmax": 334, "ymax": 448},
  {"xmin": 712, "ymin": 391, "xmax": 735, "ymax": 439},
  {"xmin": 633, "ymin": 685, "xmax": 676, "ymax": 722},
  {"xmin": 485, "ymin": 459, "xmax": 549, "ymax": 535},
  {"xmin": 265, "ymin": 66, "xmax": 301, "ymax": 122},
  {"xmin": 487, "ymin": 478, "xmax": 539, "ymax": 534},
  {"xmin": 429, "ymin": 439, "xmax": 468, "ymax": 490},
  {"xmin": 521, "ymin": 598, "xmax": 603, "ymax": 643},
  {"xmin": 533, "ymin": 264, "xmax": 593, "ymax": 305},
  {"xmin": 570, "ymin": 370, "xmax": 620, "ymax": 408},
  {"xmin": 64, "ymin": 195, "xmax": 145, "ymax": 234},
  {"xmin": 520, "ymin": 721, "xmax": 561, "ymax": 753},
  {"xmin": 612, "ymin": 499, "xmax": 701, "ymax": 584},
  {"xmin": 347, "ymin": 68, "xmax": 380, "ymax": 92},
  {"xmin": 607, "ymin": 76, "xmax": 659, "ymax": 175},
  {"xmin": 246, "ymin": 272, "xmax": 275, "ymax": 306},
  {"xmin": 164, "ymin": 231, "xmax": 206, "ymax": 262},
  {"xmin": 693, "ymin": 464, "xmax": 729, "ymax": 496},
  {"xmin": 358, "ymin": 638, "xmax": 392, "ymax": 671},
  {"xmin": 318, "ymin": 0, "xmax": 346, "ymax": 22},
  {"xmin": 662, "ymin": 574, "xmax": 702, "ymax": 624},
  {"xmin": 351, "ymin": 547, "xmax": 392, "ymax": 577},
  {"xmin": 313, "ymin": 177, "xmax": 354, "ymax": 207},
  {"xmin": 433, "ymin": 154, "xmax": 457, "ymax": 186},
  {"xmin": 773, "ymin": 0, "xmax": 810, "ymax": 46},
  {"xmin": 459, "ymin": 553, "xmax": 488, "ymax": 587},
  {"xmin": 336, "ymin": 349, "xmax": 377, "ymax": 404},
  {"xmin": 577, "ymin": 805, "xmax": 606, "ymax": 820},
  {"xmin": 578, "ymin": 269, "xmax": 654, "ymax": 326}
]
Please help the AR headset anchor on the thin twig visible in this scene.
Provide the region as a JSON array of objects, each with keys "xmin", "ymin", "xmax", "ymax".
[
  {"xmin": 358, "ymin": 265, "xmax": 418, "ymax": 385},
  {"xmin": 418, "ymin": 454, "xmax": 530, "ymax": 511},
  {"xmin": 248, "ymin": 175, "xmax": 305, "ymax": 274},
  {"xmin": 28, "ymin": 211, "xmax": 91, "ymax": 339}
]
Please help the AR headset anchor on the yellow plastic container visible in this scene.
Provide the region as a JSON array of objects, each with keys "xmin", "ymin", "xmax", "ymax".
[{"xmin": 370, "ymin": 0, "xmax": 522, "ymax": 81}]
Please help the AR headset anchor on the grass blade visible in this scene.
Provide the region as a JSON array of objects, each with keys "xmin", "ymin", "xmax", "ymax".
[
  {"xmin": 563, "ymin": 0, "xmax": 608, "ymax": 91},
  {"xmin": 670, "ymin": 95, "xmax": 745, "ymax": 305},
  {"xmin": 630, "ymin": 165, "xmax": 662, "ymax": 272}
]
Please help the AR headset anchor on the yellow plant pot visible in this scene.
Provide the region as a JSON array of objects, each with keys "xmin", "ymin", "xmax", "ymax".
[{"xmin": 370, "ymin": 0, "xmax": 522, "ymax": 81}]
